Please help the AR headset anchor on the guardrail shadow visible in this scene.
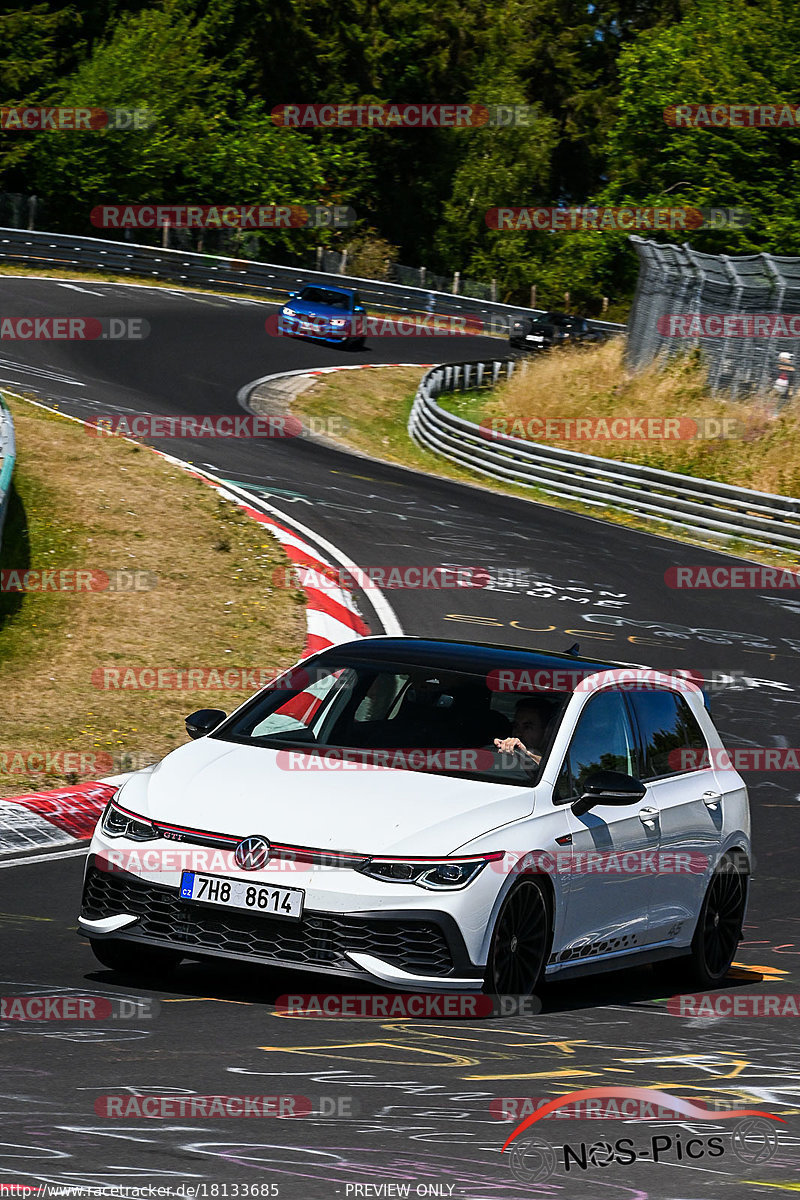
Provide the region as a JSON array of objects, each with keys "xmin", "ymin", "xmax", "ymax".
[{"xmin": 0, "ymin": 481, "xmax": 30, "ymax": 634}]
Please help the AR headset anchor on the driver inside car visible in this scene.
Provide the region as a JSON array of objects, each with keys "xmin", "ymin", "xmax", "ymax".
[{"xmin": 494, "ymin": 697, "xmax": 553, "ymax": 765}]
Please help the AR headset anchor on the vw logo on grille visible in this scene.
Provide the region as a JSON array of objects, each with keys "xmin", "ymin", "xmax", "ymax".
[{"xmin": 234, "ymin": 835, "xmax": 271, "ymax": 871}]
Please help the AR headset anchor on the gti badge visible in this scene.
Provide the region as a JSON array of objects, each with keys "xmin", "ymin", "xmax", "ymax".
[{"xmin": 234, "ymin": 836, "xmax": 271, "ymax": 871}]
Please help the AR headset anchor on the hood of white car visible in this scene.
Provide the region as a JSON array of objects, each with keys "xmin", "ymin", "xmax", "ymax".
[{"xmin": 117, "ymin": 737, "xmax": 533, "ymax": 857}]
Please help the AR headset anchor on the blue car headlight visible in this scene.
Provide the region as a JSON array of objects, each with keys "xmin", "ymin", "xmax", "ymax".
[{"xmin": 283, "ymin": 307, "xmax": 297, "ymax": 317}]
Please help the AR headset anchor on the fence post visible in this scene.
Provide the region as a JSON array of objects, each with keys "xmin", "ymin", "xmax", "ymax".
[
  {"xmin": 491, "ymin": 278, "xmax": 497, "ymax": 302},
  {"xmin": 760, "ymin": 254, "xmax": 786, "ymax": 395},
  {"xmin": 530, "ymin": 285, "xmax": 537, "ymax": 309},
  {"xmin": 340, "ymin": 250, "xmax": 348, "ymax": 275},
  {"xmin": 316, "ymin": 245, "xmax": 323, "ymax": 270},
  {"xmin": 453, "ymin": 271, "xmax": 460, "ymax": 295}
]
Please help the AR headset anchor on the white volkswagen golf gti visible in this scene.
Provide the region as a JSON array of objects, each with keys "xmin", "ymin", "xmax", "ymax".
[{"xmin": 79, "ymin": 637, "xmax": 751, "ymax": 997}]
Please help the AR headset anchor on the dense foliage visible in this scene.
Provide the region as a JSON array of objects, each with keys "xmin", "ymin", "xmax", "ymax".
[{"xmin": 0, "ymin": 0, "xmax": 796, "ymax": 309}]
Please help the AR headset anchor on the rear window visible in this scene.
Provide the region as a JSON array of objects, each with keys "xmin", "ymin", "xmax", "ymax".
[{"xmin": 628, "ymin": 690, "xmax": 708, "ymax": 780}]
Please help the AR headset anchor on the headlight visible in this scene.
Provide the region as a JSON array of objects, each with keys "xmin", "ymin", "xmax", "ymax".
[
  {"xmin": 357, "ymin": 852, "xmax": 504, "ymax": 890},
  {"xmin": 283, "ymin": 307, "xmax": 297, "ymax": 317},
  {"xmin": 101, "ymin": 799, "xmax": 159, "ymax": 842},
  {"xmin": 330, "ymin": 318, "xmax": 347, "ymax": 327}
]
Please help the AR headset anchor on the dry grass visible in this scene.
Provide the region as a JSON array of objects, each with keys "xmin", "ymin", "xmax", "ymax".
[
  {"xmin": 293, "ymin": 361, "xmax": 800, "ymax": 569},
  {"xmin": 0, "ymin": 394, "xmax": 306, "ymax": 795},
  {"xmin": 461, "ymin": 340, "xmax": 800, "ymax": 496}
]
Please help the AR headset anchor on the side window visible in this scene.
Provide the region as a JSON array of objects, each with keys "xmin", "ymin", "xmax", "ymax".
[
  {"xmin": 628, "ymin": 690, "xmax": 697, "ymax": 780},
  {"xmin": 676, "ymin": 695, "xmax": 708, "ymax": 753},
  {"xmin": 554, "ymin": 690, "xmax": 637, "ymax": 802}
]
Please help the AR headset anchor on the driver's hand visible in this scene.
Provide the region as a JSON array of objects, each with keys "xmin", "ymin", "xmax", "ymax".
[{"xmin": 494, "ymin": 736, "xmax": 541, "ymax": 763}]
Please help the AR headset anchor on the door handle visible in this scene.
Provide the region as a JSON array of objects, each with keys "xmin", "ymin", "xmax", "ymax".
[
  {"xmin": 638, "ymin": 806, "xmax": 659, "ymax": 826},
  {"xmin": 703, "ymin": 790, "xmax": 722, "ymax": 809}
]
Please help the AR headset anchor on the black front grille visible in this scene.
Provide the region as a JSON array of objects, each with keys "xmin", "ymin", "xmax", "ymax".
[{"xmin": 81, "ymin": 865, "xmax": 454, "ymax": 975}]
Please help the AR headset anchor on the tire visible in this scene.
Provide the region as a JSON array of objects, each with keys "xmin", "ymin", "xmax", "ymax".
[
  {"xmin": 90, "ymin": 938, "xmax": 182, "ymax": 978},
  {"xmin": 483, "ymin": 877, "xmax": 552, "ymax": 997},
  {"xmin": 669, "ymin": 854, "xmax": 748, "ymax": 988}
]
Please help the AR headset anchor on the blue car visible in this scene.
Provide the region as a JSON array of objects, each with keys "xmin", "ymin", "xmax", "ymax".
[{"xmin": 279, "ymin": 285, "xmax": 367, "ymax": 348}]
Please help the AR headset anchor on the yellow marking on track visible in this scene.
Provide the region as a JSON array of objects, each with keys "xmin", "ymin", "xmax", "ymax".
[
  {"xmin": 0, "ymin": 911, "xmax": 52, "ymax": 923},
  {"xmin": 161, "ymin": 997, "xmax": 253, "ymax": 1005},
  {"xmin": 465, "ymin": 1069, "xmax": 603, "ymax": 1080},
  {"xmin": 259, "ymin": 1041, "xmax": 480, "ymax": 1067},
  {"xmin": 731, "ymin": 962, "xmax": 788, "ymax": 978},
  {"xmin": 750, "ymin": 1184, "xmax": 800, "ymax": 1192}
]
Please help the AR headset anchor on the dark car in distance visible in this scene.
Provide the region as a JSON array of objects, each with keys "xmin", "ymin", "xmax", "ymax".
[{"xmin": 509, "ymin": 311, "xmax": 608, "ymax": 353}]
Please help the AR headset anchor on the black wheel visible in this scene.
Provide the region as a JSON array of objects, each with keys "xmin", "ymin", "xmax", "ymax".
[
  {"xmin": 484, "ymin": 878, "xmax": 551, "ymax": 997},
  {"xmin": 89, "ymin": 938, "xmax": 182, "ymax": 978},
  {"xmin": 668, "ymin": 855, "xmax": 748, "ymax": 988}
]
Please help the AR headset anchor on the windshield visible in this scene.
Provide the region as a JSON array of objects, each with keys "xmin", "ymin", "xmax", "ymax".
[
  {"xmin": 298, "ymin": 287, "xmax": 352, "ymax": 309},
  {"xmin": 213, "ymin": 658, "xmax": 571, "ymax": 787}
]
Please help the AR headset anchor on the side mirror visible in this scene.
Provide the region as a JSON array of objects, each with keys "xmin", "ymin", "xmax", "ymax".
[
  {"xmin": 185, "ymin": 708, "xmax": 227, "ymax": 739},
  {"xmin": 571, "ymin": 770, "xmax": 647, "ymax": 818}
]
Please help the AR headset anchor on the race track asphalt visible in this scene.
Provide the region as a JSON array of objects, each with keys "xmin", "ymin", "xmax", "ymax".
[{"xmin": 1, "ymin": 277, "xmax": 799, "ymax": 1196}]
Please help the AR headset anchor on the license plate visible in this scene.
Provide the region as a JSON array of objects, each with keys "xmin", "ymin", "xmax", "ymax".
[
  {"xmin": 525, "ymin": 334, "xmax": 544, "ymax": 342},
  {"xmin": 180, "ymin": 872, "xmax": 304, "ymax": 920}
]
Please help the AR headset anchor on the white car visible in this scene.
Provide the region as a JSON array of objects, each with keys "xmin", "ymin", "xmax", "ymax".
[{"xmin": 79, "ymin": 637, "xmax": 751, "ymax": 997}]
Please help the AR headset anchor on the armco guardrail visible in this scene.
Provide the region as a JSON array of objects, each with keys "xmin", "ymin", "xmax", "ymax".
[
  {"xmin": 408, "ymin": 359, "xmax": 800, "ymax": 552},
  {"xmin": 0, "ymin": 227, "xmax": 626, "ymax": 335},
  {"xmin": 0, "ymin": 393, "xmax": 16, "ymax": 552}
]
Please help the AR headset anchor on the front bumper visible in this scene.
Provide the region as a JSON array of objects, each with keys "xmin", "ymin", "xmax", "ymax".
[
  {"xmin": 279, "ymin": 316, "xmax": 351, "ymax": 343},
  {"xmin": 78, "ymin": 858, "xmax": 483, "ymax": 990}
]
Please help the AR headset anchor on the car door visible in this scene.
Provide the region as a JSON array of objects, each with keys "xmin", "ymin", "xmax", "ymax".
[
  {"xmin": 553, "ymin": 688, "xmax": 660, "ymax": 965},
  {"xmin": 626, "ymin": 689, "xmax": 723, "ymax": 945}
]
